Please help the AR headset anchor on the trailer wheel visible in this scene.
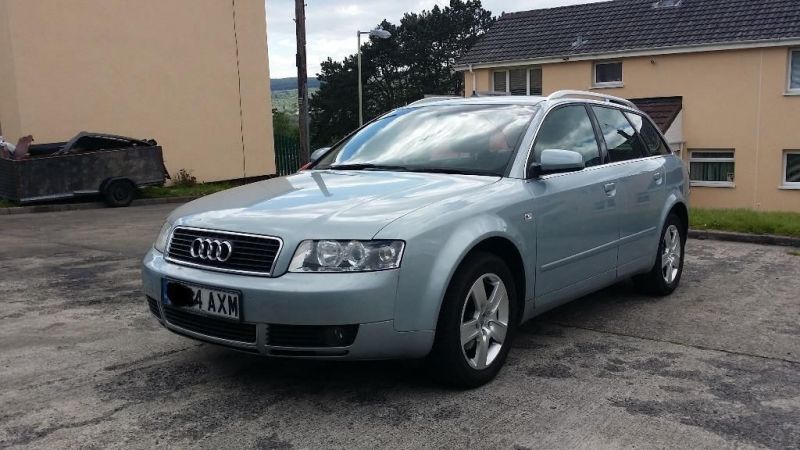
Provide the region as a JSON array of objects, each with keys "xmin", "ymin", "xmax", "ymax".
[{"xmin": 103, "ymin": 179, "xmax": 136, "ymax": 207}]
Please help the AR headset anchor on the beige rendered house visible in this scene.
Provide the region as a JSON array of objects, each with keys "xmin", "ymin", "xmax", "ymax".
[
  {"xmin": 0, "ymin": 0, "xmax": 274, "ymax": 182},
  {"xmin": 457, "ymin": 0, "xmax": 800, "ymax": 212}
]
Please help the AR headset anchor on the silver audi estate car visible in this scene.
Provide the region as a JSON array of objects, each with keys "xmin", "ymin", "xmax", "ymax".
[{"xmin": 142, "ymin": 90, "xmax": 689, "ymax": 387}]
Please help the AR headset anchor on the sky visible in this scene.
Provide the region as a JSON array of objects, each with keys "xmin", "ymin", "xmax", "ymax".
[{"xmin": 265, "ymin": 0, "xmax": 606, "ymax": 79}]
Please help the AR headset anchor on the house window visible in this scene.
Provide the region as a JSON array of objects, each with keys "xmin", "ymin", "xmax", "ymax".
[
  {"xmin": 529, "ymin": 68, "xmax": 543, "ymax": 95},
  {"xmin": 594, "ymin": 61, "xmax": 623, "ymax": 87},
  {"xmin": 493, "ymin": 71, "xmax": 507, "ymax": 93},
  {"xmin": 689, "ymin": 150, "xmax": 735, "ymax": 187},
  {"xmin": 492, "ymin": 68, "xmax": 542, "ymax": 95},
  {"xmin": 509, "ymin": 69, "xmax": 527, "ymax": 95},
  {"xmin": 789, "ymin": 49, "xmax": 800, "ymax": 93},
  {"xmin": 784, "ymin": 151, "xmax": 800, "ymax": 187}
]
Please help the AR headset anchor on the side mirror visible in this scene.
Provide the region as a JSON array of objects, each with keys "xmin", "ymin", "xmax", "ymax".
[
  {"xmin": 309, "ymin": 147, "xmax": 330, "ymax": 164},
  {"xmin": 527, "ymin": 149, "xmax": 585, "ymax": 178}
]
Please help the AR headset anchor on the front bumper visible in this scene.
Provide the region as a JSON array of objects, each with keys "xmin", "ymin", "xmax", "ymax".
[{"xmin": 142, "ymin": 249, "xmax": 434, "ymax": 359}]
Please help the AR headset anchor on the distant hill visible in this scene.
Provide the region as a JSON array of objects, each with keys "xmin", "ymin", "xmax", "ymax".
[
  {"xmin": 271, "ymin": 77, "xmax": 320, "ymax": 92},
  {"xmin": 271, "ymin": 88, "xmax": 319, "ymax": 113}
]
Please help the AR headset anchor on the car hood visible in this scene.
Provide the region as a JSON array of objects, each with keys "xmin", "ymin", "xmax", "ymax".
[{"xmin": 169, "ymin": 170, "xmax": 499, "ymax": 239}]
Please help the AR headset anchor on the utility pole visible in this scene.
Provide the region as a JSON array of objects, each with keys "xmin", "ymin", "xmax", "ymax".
[{"xmin": 295, "ymin": 0, "xmax": 310, "ymax": 163}]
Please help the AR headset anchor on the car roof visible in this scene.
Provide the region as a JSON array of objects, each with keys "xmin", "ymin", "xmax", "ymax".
[
  {"xmin": 406, "ymin": 96, "xmax": 548, "ymax": 107},
  {"xmin": 405, "ymin": 91, "xmax": 642, "ymax": 114}
]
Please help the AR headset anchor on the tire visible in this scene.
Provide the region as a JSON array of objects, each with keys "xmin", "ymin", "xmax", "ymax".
[
  {"xmin": 428, "ymin": 252, "xmax": 519, "ymax": 388},
  {"xmin": 103, "ymin": 179, "xmax": 136, "ymax": 207},
  {"xmin": 633, "ymin": 213, "xmax": 685, "ymax": 296}
]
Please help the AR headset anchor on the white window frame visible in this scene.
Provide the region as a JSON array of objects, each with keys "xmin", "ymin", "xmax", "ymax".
[
  {"xmin": 788, "ymin": 49, "xmax": 800, "ymax": 95},
  {"xmin": 782, "ymin": 150, "xmax": 800, "ymax": 189},
  {"xmin": 492, "ymin": 70, "xmax": 508, "ymax": 94},
  {"xmin": 786, "ymin": 47, "xmax": 800, "ymax": 95},
  {"xmin": 593, "ymin": 61, "xmax": 623, "ymax": 88},
  {"xmin": 688, "ymin": 149, "xmax": 735, "ymax": 187},
  {"xmin": 492, "ymin": 67, "xmax": 542, "ymax": 95}
]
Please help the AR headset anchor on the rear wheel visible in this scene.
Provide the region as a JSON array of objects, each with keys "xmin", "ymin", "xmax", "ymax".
[
  {"xmin": 633, "ymin": 213, "xmax": 685, "ymax": 296},
  {"xmin": 103, "ymin": 179, "xmax": 136, "ymax": 207},
  {"xmin": 429, "ymin": 252, "xmax": 518, "ymax": 388}
]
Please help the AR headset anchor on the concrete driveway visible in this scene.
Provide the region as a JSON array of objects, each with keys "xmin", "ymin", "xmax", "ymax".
[{"xmin": 1, "ymin": 204, "xmax": 798, "ymax": 449}]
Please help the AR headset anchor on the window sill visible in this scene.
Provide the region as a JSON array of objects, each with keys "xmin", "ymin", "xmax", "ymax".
[
  {"xmin": 591, "ymin": 83, "xmax": 624, "ymax": 90},
  {"xmin": 784, "ymin": 91, "xmax": 800, "ymax": 97},
  {"xmin": 778, "ymin": 185, "xmax": 800, "ymax": 190},
  {"xmin": 690, "ymin": 181, "xmax": 735, "ymax": 188}
]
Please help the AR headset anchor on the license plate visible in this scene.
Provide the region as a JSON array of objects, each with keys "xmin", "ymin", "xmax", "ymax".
[{"xmin": 162, "ymin": 280, "xmax": 241, "ymax": 320}]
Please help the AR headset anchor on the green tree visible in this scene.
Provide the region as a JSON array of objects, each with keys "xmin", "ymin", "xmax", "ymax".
[
  {"xmin": 272, "ymin": 108, "xmax": 298, "ymax": 138},
  {"xmin": 309, "ymin": 0, "xmax": 494, "ymax": 147}
]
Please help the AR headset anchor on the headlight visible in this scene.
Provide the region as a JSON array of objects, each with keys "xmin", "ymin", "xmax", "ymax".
[
  {"xmin": 153, "ymin": 221, "xmax": 173, "ymax": 253},
  {"xmin": 289, "ymin": 240, "xmax": 404, "ymax": 272}
]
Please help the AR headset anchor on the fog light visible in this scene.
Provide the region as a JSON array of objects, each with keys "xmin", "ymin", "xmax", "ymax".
[{"xmin": 321, "ymin": 326, "xmax": 347, "ymax": 346}]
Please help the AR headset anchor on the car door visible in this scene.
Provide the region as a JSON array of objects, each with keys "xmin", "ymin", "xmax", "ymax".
[
  {"xmin": 590, "ymin": 106, "xmax": 667, "ymax": 278},
  {"xmin": 527, "ymin": 104, "xmax": 621, "ymax": 309}
]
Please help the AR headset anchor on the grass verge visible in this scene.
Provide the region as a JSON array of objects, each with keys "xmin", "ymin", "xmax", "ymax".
[
  {"xmin": 0, "ymin": 182, "xmax": 237, "ymax": 208},
  {"xmin": 690, "ymin": 208, "xmax": 800, "ymax": 237},
  {"xmin": 139, "ymin": 182, "xmax": 236, "ymax": 199}
]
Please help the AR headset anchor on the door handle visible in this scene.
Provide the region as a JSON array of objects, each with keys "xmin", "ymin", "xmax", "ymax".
[{"xmin": 603, "ymin": 182, "xmax": 616, "ymax": 196}]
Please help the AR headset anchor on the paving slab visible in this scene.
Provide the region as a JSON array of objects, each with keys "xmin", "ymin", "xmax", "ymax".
[{"xmin": 1, "ymin": 205, "xmax": 798, "ymax": 449}]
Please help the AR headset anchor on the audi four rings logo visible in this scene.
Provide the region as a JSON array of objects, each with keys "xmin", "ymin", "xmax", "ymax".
[{"xmin": 190, "ymin": 238, "xmax": 233, "ymax": 262}]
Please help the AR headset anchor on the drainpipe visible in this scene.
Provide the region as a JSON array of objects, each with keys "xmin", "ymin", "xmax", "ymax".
[{"xmin": 469, "ymin": 64, "xmax": 476, "ymax": 97}]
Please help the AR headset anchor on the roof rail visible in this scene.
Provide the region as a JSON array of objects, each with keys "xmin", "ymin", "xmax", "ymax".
[
  {"xmin": 407, "ymin": 96, "xmax": 463, "ymax": 106},
  {"xmin": 547, "ymin": 90, "xmax": 637, "ymax": 109}
]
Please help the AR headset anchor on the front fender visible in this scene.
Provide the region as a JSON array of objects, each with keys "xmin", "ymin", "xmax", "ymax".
[{"xmin": 383, "ymin": 213, "xmax": 533, "ymax": 332}]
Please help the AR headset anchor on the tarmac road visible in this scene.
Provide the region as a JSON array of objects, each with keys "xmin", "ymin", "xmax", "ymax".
[{"xmin": 1, "ymin": 204, "xmax": 798, "ymax": 449}]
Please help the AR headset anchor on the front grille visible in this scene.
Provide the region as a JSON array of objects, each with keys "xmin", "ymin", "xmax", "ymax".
[
  {"xmin": 163, "ymin": 307, "xmax": 257, "ymax": 343},
  {"xmin": 266, "ymin": 324, "xmax": 358, "ymax": 348},
  {"xmin": 146, "ymin": 296, "xmax": 161, "ymax": 318},
  {"xmin": 166, "ymin": 227, "xmax": 282, "ymax": 276}
]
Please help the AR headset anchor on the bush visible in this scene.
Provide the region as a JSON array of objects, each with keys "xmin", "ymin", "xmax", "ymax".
[{"xmin": 173, "ymin": 169, "xmax": 197, "ymax": 187}]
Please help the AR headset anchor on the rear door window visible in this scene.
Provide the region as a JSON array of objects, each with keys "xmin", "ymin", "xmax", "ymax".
[
  {"xmin": 533, "ymin": 105, "xmax": 601, "ymax": 167},
  {"xmin": 625, "ymin": 112, "xmax": 671, "ymax": 156},
  {"xmin": 591, "ymin": 106, "xmax": 648, "ymax": 162}
]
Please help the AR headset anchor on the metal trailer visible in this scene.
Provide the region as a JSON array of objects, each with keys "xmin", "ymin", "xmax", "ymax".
[{"xmin": 0, "ymin": 132, "xmax": 168, "ymax": 207}]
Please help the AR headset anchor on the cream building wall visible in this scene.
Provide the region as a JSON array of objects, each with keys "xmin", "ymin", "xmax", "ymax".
[
  {"xmin": 464, "ymin": 47, "xmax": 800, "ymax": 212},
  {"xmin": 0, "ymin": 0, "xmax": 274, "ymax": 182}
]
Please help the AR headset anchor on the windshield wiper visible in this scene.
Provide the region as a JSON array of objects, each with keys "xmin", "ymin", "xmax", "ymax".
[
  {"xmin": 325, "ymin": 164, "xmax": 499, "ymax": 176},
  {"xmin": 404, "ymin": 167, "xmax": 500, "ymax": 176},
  {"xmin": 326, "ymin": 163, "xmax": 410, "ymax": 171}
]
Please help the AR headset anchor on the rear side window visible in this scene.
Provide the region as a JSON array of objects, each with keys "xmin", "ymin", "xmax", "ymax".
[
  {"xmin": 533, "ymin": 105, "xmax": 601, "ymax": 167},
  {"xmin": 626, "ymin": 113, "xmax": 670, "ymax": 156},
  {"xmin": 591, "ymin": 106, "xmax": 648, "ymax": 162}
]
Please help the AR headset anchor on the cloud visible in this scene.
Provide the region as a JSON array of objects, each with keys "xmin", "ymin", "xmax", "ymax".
[{"xmin": 266, "ymin": 0, "xmax": 605, "ymax": 78}]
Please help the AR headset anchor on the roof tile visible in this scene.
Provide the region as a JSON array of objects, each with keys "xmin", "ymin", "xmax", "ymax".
[{"xmin": 459, "ymin": 0, "xmax": 800, "ymax": 65}]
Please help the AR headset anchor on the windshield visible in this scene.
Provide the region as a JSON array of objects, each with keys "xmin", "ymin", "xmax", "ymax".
[{"xmin": 315, "ymin": 104, "xmax": 538, "ymax": 176}]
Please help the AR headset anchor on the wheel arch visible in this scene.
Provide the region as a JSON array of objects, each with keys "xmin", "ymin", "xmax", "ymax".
[
  {"xmin": 669, "ymin": 201, "xmax": 689, "ymax": 237},
  {"xmin": 390, "ymin": 213, "xmax": 535, "ymax": 333},
  {"xmin": 460, "ymin": 237, "xmax": 527, "ymax": 325},
  {"xmin": 100, "ymin": 176, "xmax": 135, "ymax": 193}
]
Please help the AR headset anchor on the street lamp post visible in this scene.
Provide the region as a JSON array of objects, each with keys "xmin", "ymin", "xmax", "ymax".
[{"xmin": 357, "ymin": 28, "xmax": 391, "ymax": 126}]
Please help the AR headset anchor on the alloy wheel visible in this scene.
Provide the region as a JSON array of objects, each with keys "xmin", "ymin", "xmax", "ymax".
[
  {"xmin": 459, "ymin": 273, "xmax": 509, "ymax": 370},
  {"xmin": 662, "ymin": 224, "xmax": 681, "ymax": 284}
]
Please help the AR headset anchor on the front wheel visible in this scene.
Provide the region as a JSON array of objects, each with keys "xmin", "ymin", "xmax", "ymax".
[
  {"xmin": 429, "ymin": 252, "xmax": 519, "ymax": 388},
  {"xmin": 633, "ymin": 213, "xmax": 685, "ymax": 296}
]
